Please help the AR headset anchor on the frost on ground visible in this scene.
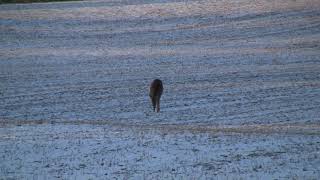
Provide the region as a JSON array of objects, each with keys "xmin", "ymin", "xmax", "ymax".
[
  {"xmin": 0, "ymin": 0, "xmax": 320, "ymax": 179},
  {"xmin": 1, "ymin": 0, "xmax": 320, "ymax": 124},
  {"xmin": 1, "ymin": 123, "xmax": 320, "ymax": 179}
]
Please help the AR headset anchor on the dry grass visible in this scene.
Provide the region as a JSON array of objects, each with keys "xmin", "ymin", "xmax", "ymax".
[
  {"xmin": 1, "ymin": 119, "xmax": 320, "ymax": 135},
  {"xmin": 0, "ymin": 0, "xmax": 81, "ymax": 4}
]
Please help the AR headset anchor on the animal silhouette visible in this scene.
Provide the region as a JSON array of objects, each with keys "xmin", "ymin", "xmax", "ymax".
[{"xmin": 149, "ymin": 79, "xmax": 163, "ymax": 112}]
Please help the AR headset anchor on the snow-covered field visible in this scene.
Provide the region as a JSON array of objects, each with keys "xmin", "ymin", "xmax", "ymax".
[
  {"xmin": 1, "ymin": 0, "xmax": 320, "ymax": 179},
  {"xmin": 1, "ymin": 123, "xmax": 320, "ymax": 179}
]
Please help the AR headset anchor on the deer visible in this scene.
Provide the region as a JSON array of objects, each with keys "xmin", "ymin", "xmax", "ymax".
[{"xmin": 149, "ymin": 79, "xmax": 163, "ymax": 112}]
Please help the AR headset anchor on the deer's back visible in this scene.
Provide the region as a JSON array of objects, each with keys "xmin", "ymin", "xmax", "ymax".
[{"xmin": 150, "ymin": 79, "xmax": 163, "ymax": 97}]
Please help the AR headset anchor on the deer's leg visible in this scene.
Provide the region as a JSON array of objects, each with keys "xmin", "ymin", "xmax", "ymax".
[
  {"xmin": 151, "ymin": 97, "xmax": 156, "ymax": 112},
  {"xmin": 156, "ymin": 96, "xmax": 160, "ymax": 113}
]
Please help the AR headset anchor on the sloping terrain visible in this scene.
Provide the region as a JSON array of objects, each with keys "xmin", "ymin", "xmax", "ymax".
[
  {"xmin": 1, "ymin": 0, "xmax": 320, "ymax": 124},
  {"xmin": 0, "ymin": 0, "xmax": 320, "ymax": 178}
]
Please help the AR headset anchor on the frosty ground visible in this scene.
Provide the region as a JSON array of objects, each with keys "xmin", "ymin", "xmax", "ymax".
[
  {"xmin": 1, "ymin": 0, "xmax": 320, "ymax": 179},
  {"xmin": 1, "ymin": 123, "xmax": 320, "ymax": 179}
]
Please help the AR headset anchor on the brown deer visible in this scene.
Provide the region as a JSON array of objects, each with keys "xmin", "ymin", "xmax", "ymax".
[{"xmin": 149, "ymin": 79, "xmax": 163, "ymax": 112}]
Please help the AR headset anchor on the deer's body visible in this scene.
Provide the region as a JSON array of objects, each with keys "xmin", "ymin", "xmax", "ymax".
[{"xmin": 149, "ymin": 79, "xmax": 163, "ymax": 112}]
